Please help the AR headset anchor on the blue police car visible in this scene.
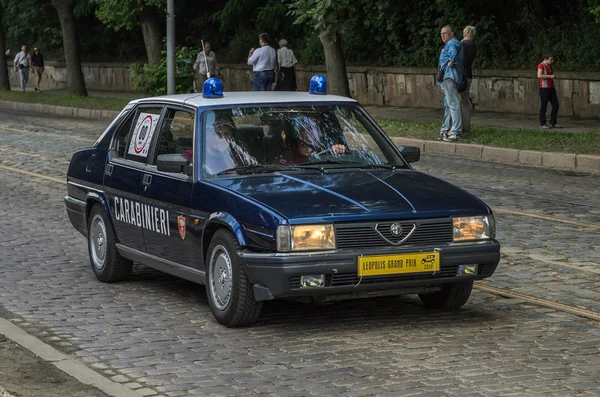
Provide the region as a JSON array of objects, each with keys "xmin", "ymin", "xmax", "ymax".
[{"xmin": 65, "ymin": 76, "xmax": 500, "ymax": 327}]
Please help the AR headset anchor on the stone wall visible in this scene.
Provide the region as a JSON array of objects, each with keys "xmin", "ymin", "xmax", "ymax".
[
  {"xmin": 7, "ymin": 61, "xmax": 134, "ymax": 92},
  {"xmin": 7, "ymin": 61, "xmax": 600, "ymax": 117}
]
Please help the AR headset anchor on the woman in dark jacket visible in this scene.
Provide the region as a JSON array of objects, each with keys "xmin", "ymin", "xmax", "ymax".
[{"xmin": 31, "ymin": 48, "xmax": 45, "ymax": 93}]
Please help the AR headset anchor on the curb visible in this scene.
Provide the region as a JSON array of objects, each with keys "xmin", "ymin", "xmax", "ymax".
[
  {"xmin": 0, "ymin": 100, "xmax": 119, "ymax": 120},
  {"xmin": 1, "ymin": 100, "xmax": 598, "ymax": 175},
  {"xmin": 0, "ymin": 318, "xmax": 146, "ymax": 397},
  {"xmin": 392, "ymin": 137, "xmax": 600, "ymax": 175}
]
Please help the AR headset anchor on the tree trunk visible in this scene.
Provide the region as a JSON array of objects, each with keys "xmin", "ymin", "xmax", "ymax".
[
  {"xmin": 52, "ymin": 0, "xmax": 87, "ymax": 96},
  {"xmin": 0, "ymin": 5, "xmax": 10, "ymax": 91},
  {"xmin": 319, "ymin": 25, "xmax": 351, "ymax": 97},
  {"xmin": 139, "ymin": 7, "xmax": 162, "ymax": 65}
]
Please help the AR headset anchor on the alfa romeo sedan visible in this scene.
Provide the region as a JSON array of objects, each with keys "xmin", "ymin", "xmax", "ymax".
[{"xmin": 65, "ymin": 76, "xmax": 500, "ymax": 327}]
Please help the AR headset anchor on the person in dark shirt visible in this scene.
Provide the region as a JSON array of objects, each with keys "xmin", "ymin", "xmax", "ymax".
[
  {"xmin": 31, "ymin": 48, "xmax": 45, "ymax": 93},
  {"xmin": 275, "ymin": 115, "xmax": 345, "ymax": 165},
  {"xmin": 460, "ymin": 26, "xmax": 477, "ymax": 133}
]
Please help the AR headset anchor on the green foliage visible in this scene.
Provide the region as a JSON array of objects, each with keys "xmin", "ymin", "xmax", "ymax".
[
  {"xmin": 93, "ymin": 0, "xmax": 163, "ymax": 31},
  {"xmin": 132, "ymin": 45, "xmax": 200, "ymax": 95}
]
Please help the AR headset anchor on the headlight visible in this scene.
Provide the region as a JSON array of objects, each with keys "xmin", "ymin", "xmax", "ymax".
[
  {"xmin": 276, "ymin": 224, "xmax": 335, "ymax": 252},
  {"xmin": 453, "ymin": 215, "xmax": 495, "ymax": 242}
]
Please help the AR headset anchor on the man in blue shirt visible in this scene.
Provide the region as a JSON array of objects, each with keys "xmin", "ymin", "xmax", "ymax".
[
  {"xmin": 248, "ymin": 33, "xmax": 277, "ymax": 91},
  {"xmin": 438, "ymin": 25, "xmax": 464, "ymax": 141}
]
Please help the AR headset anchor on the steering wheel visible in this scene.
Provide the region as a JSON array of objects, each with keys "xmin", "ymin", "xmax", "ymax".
[{"xmin": 314, "ymin": 145, "xmax": 350, "ymax": 156}]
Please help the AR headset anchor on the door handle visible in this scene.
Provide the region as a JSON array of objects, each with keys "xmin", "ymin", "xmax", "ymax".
[
  {"xmin": 142, "ymin": 174, "xmax": 152, "ymax": 186},
  {"xmin": 105, "ymin": 163, "xmax": 113, "ymax": 176}
]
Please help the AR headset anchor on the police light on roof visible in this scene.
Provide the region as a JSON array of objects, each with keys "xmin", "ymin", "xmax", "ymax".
[
  {"xmin": 308, "ymin": 75, "xmax": 327, "ymax": 95},
  {"xmin": 202, "ymin": 78, "xmax": 224, "ymax": 98}
]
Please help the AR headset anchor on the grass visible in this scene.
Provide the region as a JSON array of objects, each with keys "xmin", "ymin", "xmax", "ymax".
[
  {"xmin": 0, "ymin": 91, "xmax": 130, "ymax": 111},
  {"xmin": 1, "ymin": 90, "xmax": 598, "ymax": 155},
  {"xmin": 377, "ymin": 119, "xmax": 600, "ymax": 156}
]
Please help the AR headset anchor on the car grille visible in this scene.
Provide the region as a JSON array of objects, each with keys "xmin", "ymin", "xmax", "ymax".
[{"xmin": 335, "ymin": 218, "xmax": 453, "ymax": 250}]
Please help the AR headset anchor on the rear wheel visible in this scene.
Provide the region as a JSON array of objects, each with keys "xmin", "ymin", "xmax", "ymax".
[
  {"xmin": 418, "ymin": 281, "xmax": 473, "ymax": 309},
  {"xmin": 206, "ymin": 229, "xmax": 262, "ymax": 327},
  {"xmin": 87, "ymin": 204, "xmax": 133, "ymax": 282}
]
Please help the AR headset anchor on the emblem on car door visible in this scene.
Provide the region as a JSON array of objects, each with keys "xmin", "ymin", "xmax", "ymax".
[{"xmin": 178, "ymin": 215, "xmax": 186, "ymax": 240}]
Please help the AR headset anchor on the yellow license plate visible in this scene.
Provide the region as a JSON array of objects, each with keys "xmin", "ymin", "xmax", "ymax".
[{"xmin": 357, "ymin": 252, "xmax": 440, "ymax": 277}]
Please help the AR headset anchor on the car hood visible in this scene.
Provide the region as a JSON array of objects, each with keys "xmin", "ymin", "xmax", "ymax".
[{"xmin": 211, "ymin": 170, "xmax": 490, "ymax": 221}]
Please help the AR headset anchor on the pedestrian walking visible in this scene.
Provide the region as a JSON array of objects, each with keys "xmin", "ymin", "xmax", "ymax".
[
  {"xmin": 13, "ymin": 44, "xmax": 31, "ymax": 92},
  {"xmin": 438, "ymin": 25, "xmax": 464, "ymax": 141},
  {"xmin": 460, "ymin": 26, "xmax": 476, "ymax": 133},
  {"xmin": 248, "ymin": 33, "xmax": 277, "ymax": 91},
  {"xmin": 275, "ymin": 39, "xmax": 297, "ymax": 91},
  {"xmin": 538, "ymin": 53, "xmax": 561, "ymax": 129},
  {"xmin": 31, "ymin": 47, "xmax": 44, "ymax": 93}
]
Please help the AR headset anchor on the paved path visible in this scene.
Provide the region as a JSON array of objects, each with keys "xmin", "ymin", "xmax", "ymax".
[
  {"xmin": 31, "ymin": 87, "xmax": 600, "ymax": 134},
  {"xmin": 0, "ymin": 109, "xmax": 599, "ymax": 397},
  {"xmin": 365, "ymin": 106, "xmax": 600, "ymax": 134}
]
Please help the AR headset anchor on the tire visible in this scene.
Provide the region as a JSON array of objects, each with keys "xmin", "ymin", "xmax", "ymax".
[
  {"xmin": 418, "ymin": 281, "xmax": 473, "ymax": 309},
  {"xmin": 87, "ymin": 204, "xmax": 133, "ymax": 283},
  {"xmin": 206, "ymin": 229, "xmax": 262, "ymax": 327}
]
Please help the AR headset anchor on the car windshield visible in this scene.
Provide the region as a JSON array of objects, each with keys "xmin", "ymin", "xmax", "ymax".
[{"xmin": 201, "ymin": 104, "xmax": 407, "ymax": 177}]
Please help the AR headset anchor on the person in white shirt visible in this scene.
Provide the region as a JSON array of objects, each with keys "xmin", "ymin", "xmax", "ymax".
[
  {"xmin": 275, "ymin": 39, "xmax": 298, "ymax": 91},
  {"xmin": 13, "ymin": 45, "xmax": 32, "ymax": 92},
  {"xmin": 247, "ymin": 33, "xmax": 277, "ymax": 91},
  {"xmin": 193, "ymin": 41, "xmax": 219, "ymax": 81}
]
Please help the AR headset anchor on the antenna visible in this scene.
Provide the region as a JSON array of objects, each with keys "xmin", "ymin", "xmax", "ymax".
[{"xmin": 201, "ymin": 40, "xmax": 210, "ymax": 78}]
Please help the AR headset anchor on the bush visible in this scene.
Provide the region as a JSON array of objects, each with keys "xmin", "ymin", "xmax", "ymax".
[{"xmin": 132, "ymin": 46, "xmax": 200, "ymax": 96}]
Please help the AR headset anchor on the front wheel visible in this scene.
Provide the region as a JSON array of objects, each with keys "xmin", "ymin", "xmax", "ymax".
[
  {"xmin": 418, "ymin": 281, "xmax": 473, "ymax": 309},
  {"xmin": 87, "ymin": 204, "xmax": 132, "ymax": 282},
  {"xmin": 206, "ymin": 229, "xmax": 262, "ymax": 327}
]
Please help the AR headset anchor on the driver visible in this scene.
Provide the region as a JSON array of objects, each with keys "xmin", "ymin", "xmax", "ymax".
[{"xmin": 276, "ymin": 115, "xmax": 345, "ymax": 165}]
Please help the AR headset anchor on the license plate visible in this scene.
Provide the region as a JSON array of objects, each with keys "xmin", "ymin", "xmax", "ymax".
[{"xmin": 357, "ymin": 252, "xmax": 440, "ymax": 277}]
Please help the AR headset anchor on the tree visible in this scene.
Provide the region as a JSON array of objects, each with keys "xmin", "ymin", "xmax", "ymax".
[
  {"xmin": 93, "ymin": 0, "xmax": 163, "ymax": 65},
  {"xmin": 52, "ymin": 0, "xmax": 88, "ymax": 96},
  {"xmin": 0, "ymin": 4, "xmax": 10, "ymax": 90},
  {"xmin": 288, "ymin": 0, "xmax": 352, "ymax": 97}
]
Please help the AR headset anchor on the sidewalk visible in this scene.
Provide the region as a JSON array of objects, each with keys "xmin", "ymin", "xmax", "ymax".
[
  {"xmin": 365, "ymin": 106, "xmax": 600, "ymax": 134},
  {"xmin": 1, "ymin": 89, "xmax": 599, "ymax": 174},
  {"xmin": 25, "ymin": 87, "xmax": 600, "ymax": 134}
]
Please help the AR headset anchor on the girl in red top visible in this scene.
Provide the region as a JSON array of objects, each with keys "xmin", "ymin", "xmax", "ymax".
[{"xmin": 537, "ymin": 53, "xmax": 561, "ymax": 128}]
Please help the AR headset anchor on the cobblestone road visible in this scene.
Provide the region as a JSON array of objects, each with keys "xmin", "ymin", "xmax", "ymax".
[{"xmin": 0, "ymin": 110, "xmax": 598, "ymax": 397}]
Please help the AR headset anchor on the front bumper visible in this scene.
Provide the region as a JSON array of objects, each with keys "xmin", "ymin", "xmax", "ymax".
[{"xmin": 241, "ymin": 240, "xmax": 500, "ymax": 300}]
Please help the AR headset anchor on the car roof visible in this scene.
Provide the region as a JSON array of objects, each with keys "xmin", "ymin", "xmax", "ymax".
[{"xmin": 131, "ymin": 91, "xmax": 358, "ymax": 108}]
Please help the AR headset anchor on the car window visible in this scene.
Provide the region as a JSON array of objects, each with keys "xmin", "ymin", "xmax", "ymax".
[
  {"xmin": 201, "ymin": 105, "xmax": 406, "ymax": 177},
  {"xmin": 152, "ymin": 109, "xmax": 195, "ymax": 167},
  {"xmin": 112, "ymin": 111, "xmax": 135, "ymax": 158},
  {"xmin": 122, "ymin": 106, "xmax": 163, "ymax": 163},
  {"xmin": 333, "ymin": 108, "xmax": 387, "ymax": 164}
]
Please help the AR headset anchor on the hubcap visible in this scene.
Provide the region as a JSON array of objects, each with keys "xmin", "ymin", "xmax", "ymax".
[
  {"xmin": 90, "ymin": 214, "xmax": 107, "ymax": 270},
  {"xmin": 209, "ymin": 245, "xmax": 233, "ymax": 311}
]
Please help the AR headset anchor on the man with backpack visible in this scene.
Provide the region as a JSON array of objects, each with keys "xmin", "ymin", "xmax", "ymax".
[{"xmin": 438, "ymin": 25, "xmax": 464, "ymax": 142}]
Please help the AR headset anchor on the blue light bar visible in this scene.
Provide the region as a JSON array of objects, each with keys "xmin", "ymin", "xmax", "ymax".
[
  {"xmin": 308, "ymin": 75, "xmax": 327, "ymax": 95},
  {"xmin": 202, "ymin": 78, "xmax": 224, "ymax": 98}
]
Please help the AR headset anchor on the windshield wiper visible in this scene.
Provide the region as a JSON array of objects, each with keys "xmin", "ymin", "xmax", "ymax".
[
  {"xmin": 298, "ymin": 160, "xmax": 397, "ymax": 170},
  {"xmin": 217, "ymin": 164, "xmax": 303, "ymax": 175},
  {"xmin": 298, "ymin": 159, "xmax": 363, "ymax": 166}
]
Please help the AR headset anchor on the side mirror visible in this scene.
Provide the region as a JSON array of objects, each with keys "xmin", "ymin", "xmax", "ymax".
[
  {"xmin": 157, "ymin": 154, "xmax": 192, "ymax": 175},
  {"xmin": 398, "ymin": 145, "xmax": 420, "ymax": 163}
]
